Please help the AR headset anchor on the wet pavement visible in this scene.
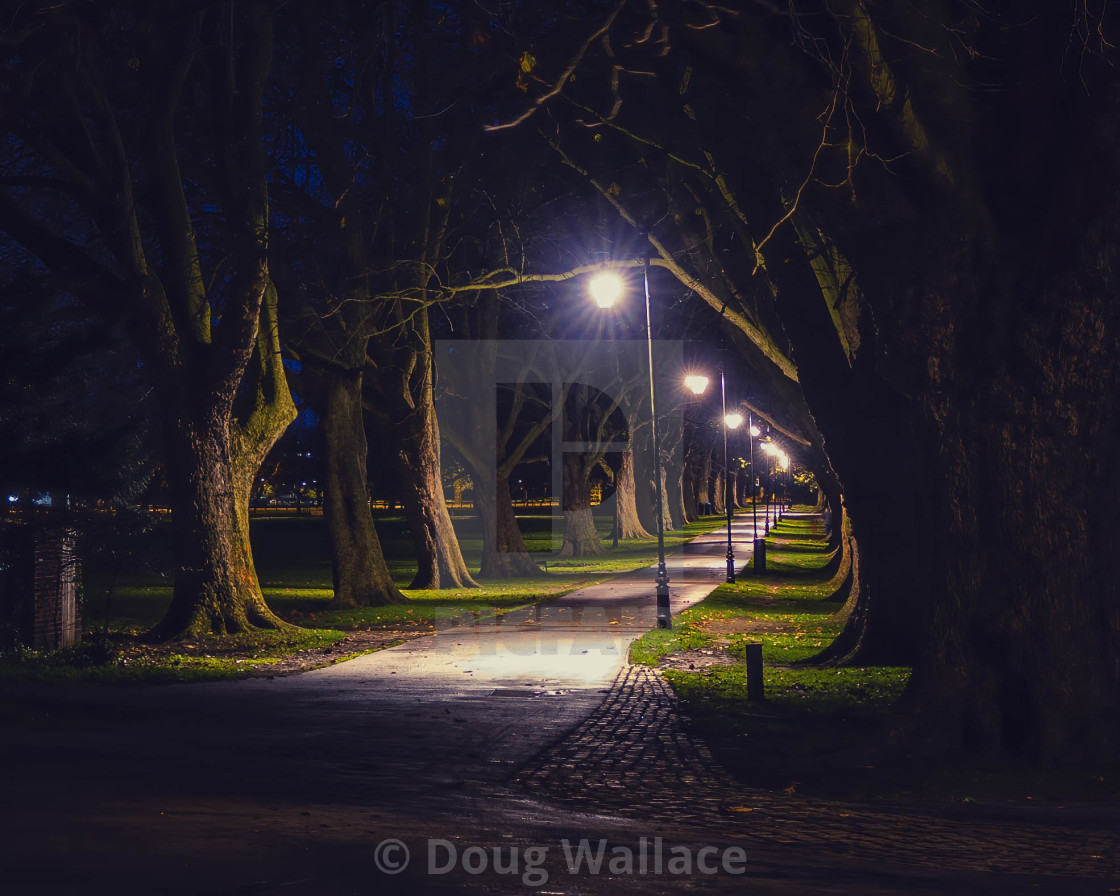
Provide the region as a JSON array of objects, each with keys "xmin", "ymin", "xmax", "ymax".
[{"xmin": 2, "ymin": 513, "xmax": 1118, "ymax": 895}]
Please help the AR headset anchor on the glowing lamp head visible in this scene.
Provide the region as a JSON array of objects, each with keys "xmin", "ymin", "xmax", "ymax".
[
  {"xmin": 778, "ymin": 453, "xmax": 790, "ymax": 471},
  {"xmin": 588, "ymin": 272, "xmax": 623, "ymax": 309},
  {"xmin": 724, "ymin": 412, "xmax": 744, "ymax": 429},
  {"xmin": 684, "ymin": 374, "xmax": 710, "ymax": 395},
  {"xmin": 749, "ymin": 425, "xmax": 761, "ymax": 438},
  {"xmin": 761, "ymin": 441, "xmax": 776, "ymax": 455}
]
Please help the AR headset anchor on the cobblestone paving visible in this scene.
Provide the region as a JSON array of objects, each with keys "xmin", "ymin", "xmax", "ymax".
[{"xmin": 516, "ymin": 664, "xmax": 1120, "ymax": 882}]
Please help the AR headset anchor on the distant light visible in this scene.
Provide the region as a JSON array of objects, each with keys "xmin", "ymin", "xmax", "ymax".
[
  {"xmin": 724, "ymin": 412, "xmax": 744, "ymax": 429},
  {"xmin": 749, "ymin": 425, "xmax": 761, "ymax": 437},
  {"xmin": 684, "ymin": 374, "xmax": 709, "ymax": 395},
  {"xmin": 588, "ymin": 272, "xmax": 622, "ymax": 309},
  {"xmin": 761, "ymin": 442, "xmax": 777, "ymax": 455},
  {"xmin": 7, "ymin": 495, "xmax": 17, "ymax": 503}
]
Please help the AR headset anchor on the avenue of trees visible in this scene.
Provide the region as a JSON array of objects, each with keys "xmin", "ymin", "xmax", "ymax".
[
  {"xmin": 499, "ymin": 0, "xmax": 1120, "ymax": 762},
  {"xmin": 3, "ymin": 0, "xmax": 1118, "ymax": 763}
]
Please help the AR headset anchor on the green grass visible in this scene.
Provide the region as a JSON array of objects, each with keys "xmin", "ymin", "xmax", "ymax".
[
  {"xmin": 271, "ymin": 576, "xmax": 602, "ymax": 631},
  {"xmin": 629, "ymin": 513, "xmax": 1120, "ymax": 804},
  {"xmin": 665, "ymin": 664, "xmax": 911, "ymax": 732},
  {"xmin": 627, "ymin": 525, "xmax": 845, "ymax": 666},
  {"xmin": 0, "ymin": 627, "xmax": 348, "ymax": 684},
  {"xmin": 627, "ymin": 513, "xmax": 922, "ymax": 796}
]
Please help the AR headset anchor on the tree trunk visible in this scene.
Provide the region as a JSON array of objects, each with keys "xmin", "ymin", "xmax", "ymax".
[
  {"xmin": 559, "ymin": 453, "xmax": 604, "ymax": 557},
  {"xmin": 476, "ymin": 474, "xmax": 540, "ymax": 578},
  {"xmin": 659, "ymin": 465, "xmax": 678, "ymax": 531},
  {"xmin": 810, "ymin": 531, "xmax": 864, "ymax": 665},
  {"xmin": 681, "ymin": 447, "xmax": 700, "ymax": 522},
  {"xmin": 898, "ymin": 220, "xmax": 1120, "ymax": 762},
  {"xmin": 434, "ymin": 308, "xmax": 547, "ymax": 580},
  {"xmin": 712, "ymin": 470, "xmax": 725, "ymax": 515},
  {"xmin": 393, "ymin": 391, "xmax": 478, "ymax": 589},
  {"xmin": 668, "ymin": 457, "xmax": 688, "ymax": 529},
  {"xmin": 742, "ymin": 191, "xmax": 931, "ymax": 667},
  {"xmin": 322, "ymin": 368, "xmax": 404, "ymax": 607},
  {"xmin": 615, "ymin": 447, "xmax": 651, "ymax": 539},
  {"xmin": 695, "ymin": 450, "xmax": 713, "ymax": 515},
  {"xmin": 150, "ymin": 286, "xmax": 297, "ymax": 641},
  {"xmin": 632, "ymin": 424, "xmax": 658, "ymax": 534},
  {"xmin": 153, "ymin": 408, "xmax": 287, "ymax": 639}
]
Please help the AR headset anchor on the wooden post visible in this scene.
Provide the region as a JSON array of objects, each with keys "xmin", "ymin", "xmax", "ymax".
[{"xmin": 745, "ymin": 643, "xmax": 764, "ymax": 701}]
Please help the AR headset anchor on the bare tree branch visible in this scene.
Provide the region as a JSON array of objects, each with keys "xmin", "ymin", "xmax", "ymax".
[{"xmin": 485, "ymin": 0, "xmax": 627, "ymax": 132}]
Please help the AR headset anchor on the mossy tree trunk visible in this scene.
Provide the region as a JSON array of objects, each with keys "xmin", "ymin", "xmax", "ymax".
[{"xmin": 157, "ymin": 404, "xmax": 274, "ymax": 638}]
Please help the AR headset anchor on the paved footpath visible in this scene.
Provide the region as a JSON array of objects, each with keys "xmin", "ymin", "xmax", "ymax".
[{"xmin": 2, "ymin": 513, "xmax": 1118, "ymax": 895}]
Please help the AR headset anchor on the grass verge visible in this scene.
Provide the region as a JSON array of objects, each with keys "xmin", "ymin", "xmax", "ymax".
[
  {"xmin": 629, "ymin": 511, "xmax": 1120, "ymax": 805},
  {"xmin": 0, "ymin": 627, "xmax": 348, "ymax": 684}
]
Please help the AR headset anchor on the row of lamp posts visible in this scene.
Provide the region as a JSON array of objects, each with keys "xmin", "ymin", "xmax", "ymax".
[{"xmin": 586, "ymin": 258, "xmax": 793, "ymax": 630}]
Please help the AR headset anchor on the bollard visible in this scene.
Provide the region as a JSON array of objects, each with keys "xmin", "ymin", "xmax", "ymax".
[
  {"xmin": 745, "ymin": 643, "xmax": 764, "ymax": 701},
  {"xmin": 753, "ymin": 537, "xmax": 766, "ymax": 572}
]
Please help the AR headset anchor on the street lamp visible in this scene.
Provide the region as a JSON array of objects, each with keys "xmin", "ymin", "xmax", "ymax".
[
  {"xmin": 752, "ymin": 416, "xmax": 761, "ymax": 535},
  {"xmin": 589, "ymin": 272, "xmax": 623, "ymax": 309},
  {"xmin": 684, "ymin": 374, "xmax": 709, "ymax": 396},
  {"xmin": 589, "ymin": 253, "xmax": 672, "ymax": 628},
  {"xmin": 760, "ymin": 440, "xmax": 778, "ymax": 534},
  {"xmin": 686, "ymin": 371, "xmax": 743, "ymax": 583},
  {"xmin": 777, "ymin": 452, "xmax": 790, "ymax": 518},
  {"xmin": 723, "ymin": 399, "xmax": 743, "ymax": 584}
]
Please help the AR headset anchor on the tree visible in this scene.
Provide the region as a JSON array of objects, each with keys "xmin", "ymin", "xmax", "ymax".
[
  {"xmin": 557, "ymin": 383, "xmax": 611, "ymax": 557},
  {"xmin": 613, "ymin": 447, "xmax": 652, "ymax": 537},
  {"xmin": 439, "ymin": 294, "xmax": 550, "ymax": 578},
  {"xmin": 268, "ymin": 0, "xmax": 560, "ymax": 590},
  {"xmin": 0, "ymin": 1, "xmax": 296, "ymax": 639},
  {"xmin": 496, "ymin": 0, "xmax": 1120, "ymax": 761}
]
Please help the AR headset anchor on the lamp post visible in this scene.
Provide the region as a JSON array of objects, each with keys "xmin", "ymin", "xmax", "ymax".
[
  {"xmin": 778, "ymin": 452, "xmax": 790, "ymax": 515},
  {"xmin": 760, "ymin": 440, "xmax": 777, "ymax": 534},
  {"xmin": 685, "ymin": 372, "xmax": 742, "ymax": 583},
  {"xmin": 749, "ymin": 416, "xmax": 761, "ymax": 553},
  {"xmin": 776, "ymin": 452, "xmax": 787, "ymax": 521},
  {"xmin": 775, "ymin": 452, "xmax": 783, "ymax": 523},
  {"xmin": 589, "ymin": 250, "xmax": 672, "ymax": 628}
]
